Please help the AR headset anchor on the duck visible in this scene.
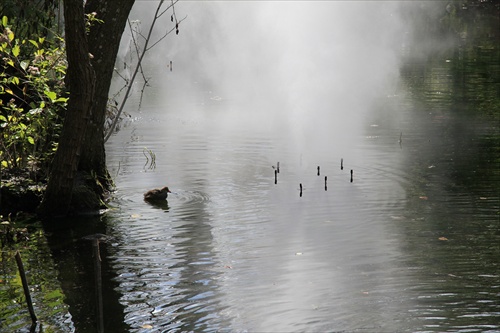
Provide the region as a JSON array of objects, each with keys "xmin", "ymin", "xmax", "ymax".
[{"xmin": 144, "ymin": 186, "xmax": 171, "ymax": 201}]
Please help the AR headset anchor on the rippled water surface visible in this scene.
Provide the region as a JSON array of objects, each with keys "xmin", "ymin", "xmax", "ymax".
[{"xmin": 102, "ymin": 87, "xmax": 499, "ymax": 332}]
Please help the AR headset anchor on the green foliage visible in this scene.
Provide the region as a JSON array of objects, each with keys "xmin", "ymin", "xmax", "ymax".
[
  {"xmin": 0, "ymin": 0, "xmax": 62, "ymax": 40},
  {"xmin": 0, "ymin": 16, "xmax": 67, "ymax": 175}
]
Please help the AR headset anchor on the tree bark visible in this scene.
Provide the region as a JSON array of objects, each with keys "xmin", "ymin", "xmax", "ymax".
[
  {"xmin": 80, "ymin": 0, "xmax": 136, "ymax": 188},
  {"xmin": 38, "ymin": 0, "xmax": 96, "ymax": 217}
]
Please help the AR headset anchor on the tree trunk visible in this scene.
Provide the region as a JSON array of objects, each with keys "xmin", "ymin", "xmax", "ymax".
[
  {"xmin": 79, "ymin": 0, "xmax": 136, "ymax": 189},
  {"xmin": 38, "ymin": 0, "xmax": 96, "ymax": 217}
]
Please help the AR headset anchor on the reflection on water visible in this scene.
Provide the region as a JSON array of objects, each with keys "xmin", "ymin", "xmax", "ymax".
[
  {"xmin": 0, "ymin": 228, "xmax": 74, "ymax": 333},
  {"xmin": 102, "ymin": 77, "xmax": 498, "ymax": 331}
]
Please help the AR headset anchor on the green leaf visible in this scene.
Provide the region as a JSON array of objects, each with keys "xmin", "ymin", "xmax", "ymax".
[
  {"xmin": 0, "ymin": 115, "xmax": 7, "ymax": 122},
  {"xmin": 1, "ymin": 161, "xmax": 7, "ymax": 168},
  {"xmin": 12, "ymin": 44, "xmax": 20, "ymax": 57},
  {"xmin": 55, "ymin": 97, "xmax": 69, "ymax": 103},
  {"xmin": 29, "ymin": 40, "xmax": 38, "ymax": 48},
  {"xmin": 20, "ymin": 60, "xmax": 29, "ymax": 71},
  {"xmin": 11, "ymin": 76, "xmax": 19, "ymax": 85},
  {"xmin": 38, "ymin": 37, "xmax": 45, "ymax": 44},
  {"xmin": 8, "ymin": 31, "xmax": 14, "ymax": 42},
  {"xmin": 27, "ymin": 136, "xmax": 35, "ymax": 145},
  {"xmin": 44, "ymin": 90, "xmax": 57, "ymax": 102},
  {"xmin": 2, "ymin": 16, "xmax": 7, "ymax": 27},
  {"xmin": 7, "ymin": 59, "xmax": 14, "ymax": 67}
]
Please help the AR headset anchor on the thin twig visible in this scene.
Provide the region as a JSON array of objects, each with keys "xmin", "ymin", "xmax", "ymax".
[
  {"xmin": 104, "ymin": 1, "xmax": 182, "ymax": 143},
  {"xmin": 147, "ymin": 15, "xmax": 187, "ymax": 51}
]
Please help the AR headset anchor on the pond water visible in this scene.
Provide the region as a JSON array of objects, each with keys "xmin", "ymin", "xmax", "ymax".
[{"xmin": 96, "ymin": 73, "xmax": 498, "ymax": 332}]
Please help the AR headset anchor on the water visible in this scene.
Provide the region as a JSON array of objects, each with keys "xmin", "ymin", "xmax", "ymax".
[{"xmin": 99, "ymin": 81, "xmax": 499, "ymax": 332}]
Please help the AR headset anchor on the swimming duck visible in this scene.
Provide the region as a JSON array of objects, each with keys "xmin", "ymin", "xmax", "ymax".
[{"xmin": 144, "ymin": 187, "xmax": 171, "ymax": 201}]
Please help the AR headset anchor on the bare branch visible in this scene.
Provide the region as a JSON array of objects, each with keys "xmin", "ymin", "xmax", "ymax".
[
  {"xmin": 105, "ymin": 0, "xmax": 182, "ymax": 143},
  {"xmin": 147, "ymin": 15, "xmax": 187, "ymax": 51},
  {"xmin": 158, "ymin": 0, "xmax": 179, "ymax": 19}
]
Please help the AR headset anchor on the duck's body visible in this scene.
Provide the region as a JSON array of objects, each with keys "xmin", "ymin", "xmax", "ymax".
[{"xmin": 144, "ymin": 187, "xmax": 171, "ymax": 201}]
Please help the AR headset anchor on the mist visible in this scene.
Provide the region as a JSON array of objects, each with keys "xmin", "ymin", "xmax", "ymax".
[{"xmin": 119, "ymin": 1, "xmax": 446, "ymax": 156}]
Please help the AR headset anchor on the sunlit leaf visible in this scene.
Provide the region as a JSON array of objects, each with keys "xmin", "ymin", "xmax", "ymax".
[
  {"xmin": 7, "ymin": 59, "xmax": 14, "ymax": 67},
  {"xmin": 5, "ymin": 88, "xmax": 14, "ymax": 95},
  {"xmin": 2, "ymin": 16, "xmax": 7, "ymax": 27},
  {"xmin": 12, "ymin": 76, "xmax": 19, "ymax": 85},
  {"xmin": 1, "ymin": 160, "xmax": 7, "ymax": 168},
  {"xmin": 20, "ymin": 60, "xmax": 29, "ymax": 70},
  {"xmin": 29, "ymin": 108, "xmax": 42, "ymax": 115},
  {"xmin": 29, "ymin": 40, "xmax": 38, "ymax": 48},
  {"xmin": 54, "ymin": 97, "xmax": 69, "ymax": 103},
  {"xmin": 12, "ymin": 44, "xmax": 20, "ymax": 57},
  {"xmin": 38, "ymin": 37, "xmax": 45, "ymax": 44},
  {"xmin": 27, "ymin": 136, "xmax": 35, "ymax": 145},
  {"xmin": 44, "ymin": 90, "xmax": 57, "ymax": 102}
]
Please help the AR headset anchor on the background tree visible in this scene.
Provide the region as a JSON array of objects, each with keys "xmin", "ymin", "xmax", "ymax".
[
  {"xmin": 38, "ymin": 0, "xmax": 136, "ymax": 216},
  {"xmin": 37, "ymin": 0, "xmax": 96, "ymax": 217},
  {"xmin": 78, "ymin": 0, "xmax": 136, "ymax": 196}
]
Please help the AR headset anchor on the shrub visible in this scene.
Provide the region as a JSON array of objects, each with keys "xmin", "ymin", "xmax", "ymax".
[{"xmin": 0, "ymin": 15, "xmax": 67, "ymax": 179}]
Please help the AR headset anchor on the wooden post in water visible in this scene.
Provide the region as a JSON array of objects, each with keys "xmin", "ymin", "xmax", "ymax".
[
  {"xmin": 325, "ymin": 176, "xmax": 328, "ymax": 191},
  {"xmin": 274, "ymin": 170, "xmax": 278, "ymax": 184},
  {"xmin": 277, "ymin": 162, "xmax": 280, "ymax": 173},
  {"xmin": 300, "ymin": 183, "xmax": 303, "ymax": 197},
  {"xmin": 317, "ymin": 166, "xmax": 320, "ymax": 176},
  {"xmin": 350, "ymin": 169, "xmax": 353, "ymax": 183},
  {"xmin": 341, "ymin": 158, "xmax": 343, "ymax": 170},
  {"xmin": 14, "ymin": 251, "xmax": 37, "ymax": 325}
]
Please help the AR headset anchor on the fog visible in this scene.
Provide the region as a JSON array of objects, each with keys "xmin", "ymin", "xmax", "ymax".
[{"xmin": 116, "ymin": 1, "xmax": 446, "ymax": 156}]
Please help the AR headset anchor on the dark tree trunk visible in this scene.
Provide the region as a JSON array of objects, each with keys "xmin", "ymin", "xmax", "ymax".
[
  {"xmin": 38, "ymin": 0, "xmax": 96, "ymax": 217},
  {"xmin": 80, "ymin": 0, "xmax": 136, "ymax": 189},
  {"xmin": 38, "ymin": 0, "xmax": 138, "ymax": 217}
]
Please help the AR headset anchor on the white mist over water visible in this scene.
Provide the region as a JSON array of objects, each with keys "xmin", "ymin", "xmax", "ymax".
[{"xmin": 119, "ymin": 1, "xmax": 408, "ymax": 158}]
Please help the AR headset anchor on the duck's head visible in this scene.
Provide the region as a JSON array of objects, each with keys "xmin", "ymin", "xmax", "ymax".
[{"xmin": 160, "ymin": 187, "xmax": 171, "ymax": 194}]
